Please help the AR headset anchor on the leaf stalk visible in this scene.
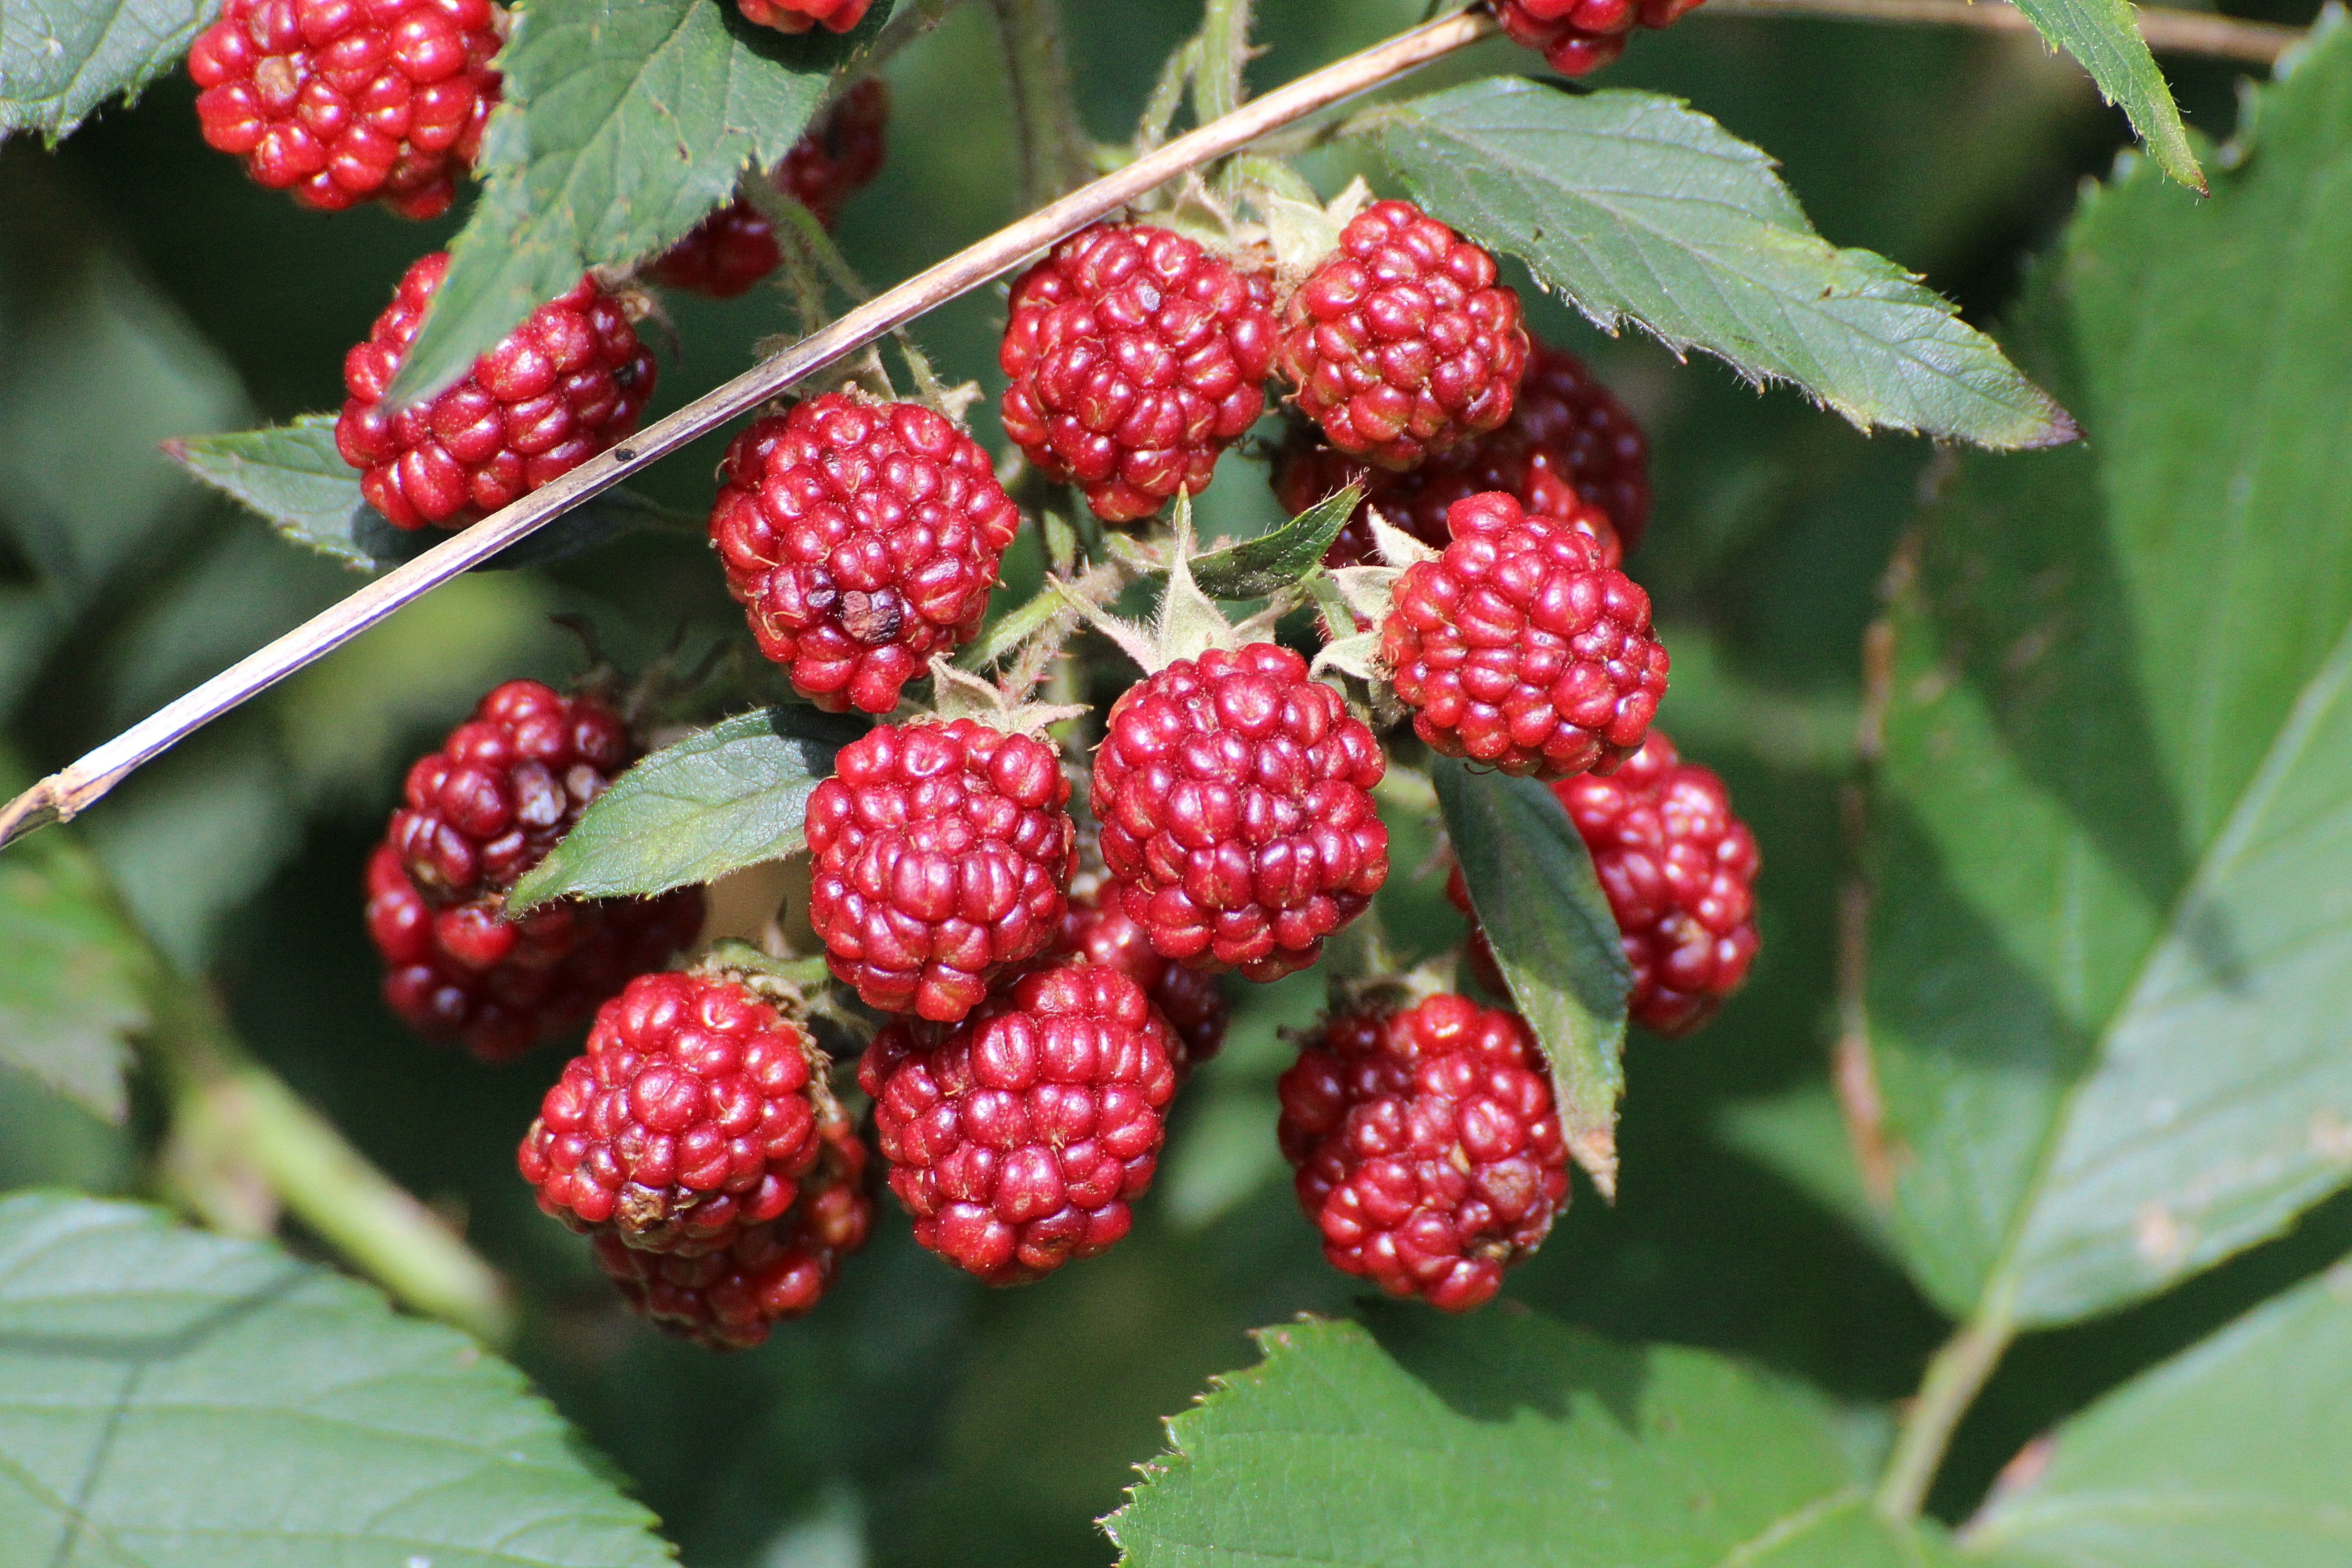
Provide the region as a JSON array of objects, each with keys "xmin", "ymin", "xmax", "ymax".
[{"xmin": 1873, "ymin": 1288, "xmax": 2018, "ymax": 1521}]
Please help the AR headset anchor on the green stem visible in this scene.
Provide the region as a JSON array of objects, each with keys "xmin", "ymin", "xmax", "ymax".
[
  {"xmin": 987, "ymin": 0, "xmax": 1093, "ymax": 209},
  {"xmin": 1873, "ymin": 1287, "xmax": 2018, "ymax": 1521},
  {"xmin": 1193, "ymin": 0, "xmax": 1256, "ymax": 125}
]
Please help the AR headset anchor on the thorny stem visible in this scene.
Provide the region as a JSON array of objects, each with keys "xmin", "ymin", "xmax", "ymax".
[
  {"xmin": 1195, "ymin": 0, "xmax": 1258, "ymax": 126},
  {"xmin": 1137, "ymin": 36, "xmax": 1202, "ymax": 153},
  {"xmin": 1875, "ymin": 1287, "xmax": 2020, "ymax": 1520},
  {"xmin": 989, "ymin": 0, "xmax": 1095, "ymax": 209}
]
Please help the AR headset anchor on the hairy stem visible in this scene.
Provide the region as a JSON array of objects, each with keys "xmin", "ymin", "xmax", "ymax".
[
  {"xmin": 989, "ymin": 0, "xmax": 1094, "ymax": 209},
  {"xmin": 1874, "ymin": 1288, "xmax": 2019, "ymax": 1521},
  {"xmin": 1195, "ymin": 0, "xmax": 1258, "ymax": 124}
]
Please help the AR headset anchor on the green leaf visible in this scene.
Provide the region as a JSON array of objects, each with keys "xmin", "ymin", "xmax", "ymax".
[
  {"xmin": 167, "ymin": 415, "xmax": 688, "ymax": 572},
  {"xmin": 2007, "ymin": 0, "xmax": 2202, "ymax": 192},
  {"xmin": 1963, "ymin": 1257, "xmax": 2352, "ymax": 1566},
  {"xmin": 1867, "ymin": 19, "xmax": 2352, "ymax": 1328},
  {"xmin": 1186, "ymin": 485, "xmax": 1361, "ymax": 600},
  {"xmin": 1107, "ymin": 1306, "xmax": 1958, "ymax": 1568},
  {"xmin": 0, "ymin": 1193, "xmax": 676, "ymax": 1567},
  {"xmin": 0, "ymin": 0, "xmax": 223, "ymax": 142},
  {"xmin": 1431, "ymin": 758, "xmax": 1629, "ymax": 1198},
  {"xmin": 388, "ymin": 0, "xmax": 892, "ymax": 404},
  {"xmin": 1361, "ymin": 79, "xmax": 2074, "ymax": 451},
  {"xmin": 0, "ymin": 830, "xmax": 147, "ymax": 1122},
  {"xmin": 507, "ymin": 706, "xmax": 866, "ymax": 913}
]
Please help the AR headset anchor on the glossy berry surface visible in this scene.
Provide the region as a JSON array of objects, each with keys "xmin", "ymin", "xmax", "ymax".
[
  {"xmin": 736, "ymin": 0, "xmax": 872, "ymax": 34},
  {"xmin": 1093, "ymin": 643, "xmax": 1388, "ymax": 982},
  {"xmin": 1000, "ymin": 223, "xmax": 1278, "ymax": 523},
  {"xmin": 365, "ymin": 841, "xmax": 703, "ymax": 1063},
  {"xmin": 1383, "ymin": 491, "xmax": 1669, "ymax": 779},
  {"xmin": 1494, "ymin": 0, "xmax": 1708, "ymax": 77},
  {"xmin": 860, "ymin": 964, "xmax": 1176, "ymax": 1284},
  {"xmin": 805, "ymin": 720, "xmax": 1077, "ymax": 1022},
  {"xmin": 592, "ymin": 1114, "xmax": 872, "ymax": 1349},
  {"xmin": 189, "ymin": 0, "xmax": 502, "ymax": 219},
  {"xmin": 1052, "ymin": 887, "xmax": 1230, "ymax": 1073},
  {"xmin": 648, "ymin": 79, "xmax": 889, "ymax": 298},
  {"xmin": 1275, "ymin": 199, "xmax": 1529, "ymax": 470},
  {"xmin": 337, "ymin": 252, "xmax": 656, "ymax": 529},
  {"xmin": 708, "ymin": 394, "xmax": 1021, "ymax": 714},
  {"xmin": 1273, "ymin": 342, "xmax": 1651, "ymax": 568},
  {"xmin": 390, "ymin": 679, "xmax": 633, "ymax": 906},
  {"xmin": 518, "ymin": 970, "xmax": 835, "ymax": 1255},
  {"xmin": 1278, "ymin": 993, "xmax": 1567, "ymax": 1311}
]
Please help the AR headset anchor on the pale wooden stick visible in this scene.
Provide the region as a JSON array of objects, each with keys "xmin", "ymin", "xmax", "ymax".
[
  {"xmin": 1706, "ymin": 0, "xmax": 2301, "ymax": 64},
  {"xmin": 0, "ymin": 8, "xmax": 1499, "ymax": 850}
]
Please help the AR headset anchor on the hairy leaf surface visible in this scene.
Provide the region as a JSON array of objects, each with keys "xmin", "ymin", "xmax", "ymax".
[{"xmin": 0, "ymin": 0, "xmax": 221, "ymax": 140}]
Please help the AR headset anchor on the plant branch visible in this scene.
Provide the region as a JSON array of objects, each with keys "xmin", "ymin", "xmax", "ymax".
[
  {"xmin": 1704, "ymin": 0, "xmax": 2300, "ymax": 63},
  {"xmin": 0, "ymin": 7, "xmax": 1498, "ymax": 854},
  {"xmin": 989, "ymin": 0, "xmax": 1095, "ymax": 208},
  {"xmin": 1874, "ymin": 1287, "xmax": 2018, "ymax": 1521},
  {"xmin": 1196, "ymin": 0, "xmax": 1257, "ymax": 125}
]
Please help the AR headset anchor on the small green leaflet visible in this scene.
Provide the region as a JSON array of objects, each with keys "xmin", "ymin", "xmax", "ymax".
[
  {"xmin": 0, "ymin": 825, "xmax": 148, "ymax": 1122},
  {"xmin": 1184, "ymin": 484, "xmax": 1362, "ymax": 600},
  {"xmin": 2008, "ymin": 0, "xmax": 2202, "ymax": 192},
  {"xmin": 1432, "ymin": 757, "xmax": 1629, "ymax": 1198},
  {"xmin": 1361, "ymin": 80, "xmax": 2075, "ymax": 452},
  {"xmin": 387, "ymin": 0, "xmax": 893, "ymax": 404},
  {"xmin": 507, "ymin": 706, "xmax": 866, "ymax": 913},
  {"xmin": 0, "ymin": 1194, "xmax": 677, "ymax": 1568},
  {"xmin": 0, "ymin": 0, "xmax": 223, "ymax": 142},
  {"xmin": 168, "ymin": 415, "xmax": 689, "ymax": 572}
]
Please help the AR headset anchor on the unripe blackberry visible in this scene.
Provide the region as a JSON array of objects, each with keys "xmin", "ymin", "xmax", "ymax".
[
  {"xmin": 592, "ymin": 1114, "xmax": 872, "ymax": 1349},
  {"xmin": 1093, "ymin": 644, "xmax": 1389, "ymax": 982},
  {"xmin": 1383, "ymin": 491, "xmax": 1668, "ymax": 779},
  {"xmin": 337, "ymin": 252, "xmax": 656, "ymax": 529},
  {"xmin": 1273, "ymin": 343, "xmax": 1650, "ymax": 568},
  {"xmin": 1494, "ymin": 0, "xmax": 1708, "ymax": 77},
  {"xmin": 737, "ymin": 0, "xmax": 872, "ymax": 34},
  {"xmin": 649, "ymin": 79, "xmax": 890, "ymax": 298},
  {"xmin": 1000, "ymin": 223, "xmax": 1278, "ymax": 523},
  {"xmin": 518, "ymin": 969, "xmax": 841, "ymax": 1255},
  {"xmin": 708, "ymin": 393, "xmax": 1021, "ymax": 714},
  {"xmin": 805, "ymin": 720, "xmax": 1077, "ymax": 1022},
  {"xmin": 1275, "ymin": 200, "xmax": 1529, "ymax": 470},
  {"xmin": 189, "ymin": 0, "xmax": 503, "ymax": 220},
  {"xmin": 1052, "ymin": 888, "xmax": 1230, "ymax": 1073},
  {"xmin": 390, "ymin": 679, "xmax": 633, "ymax": 906},
  {"xmin": 365, "ymin": 841, "xmax": 703, "ymax": 1062},
  {"xmin": 1278, "ymin": 993, "xmax": 1567, "ymax": 1311},
  {"xmin": 860, "ymin": 964, "xmax": 1176, "ymax": 1284}
]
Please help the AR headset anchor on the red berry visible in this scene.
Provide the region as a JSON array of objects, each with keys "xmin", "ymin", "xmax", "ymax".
[
  {"xmin": 366, "ymin": 842, "xmax": 703, "ymax": 1062},
  {"xmin": 336, "ymin": 253, "xmax": 657, "ymax": 529},
  {"xmin": 389, "ymin": 679, "xmax": 634, "ymax": 905},
  {"xmin": 1383, "ymin": 491, "xmax": 1669, "ymax": 779},
  {"xmin": 592, "ymin": 1113, "xmax": 872, "ymax": 1349},
  {"xmin": 708, "ymin": 394, "xmax": 1021, "ymax": 715},
  {"xmin": 1493, "ymin": 0, "xmax": 1707, "ymax": 77},
  {"xmin": 1092, "ymin": 643, "xmax": 1389, "ymax": 982},
  {"xmin": 736, "ymin": 0, "xmax": 872, "ymax": 34},
  {"xmin": 648, "ymin": 79, "xmax": 890, "ymax": 299},
  {"xmin": 805, "ymin": 720, "xmax": 1077, "ymax": 1022},
  {"xmin": 1000, "ymin": 223, "xmax": 1278, "ymax": 523},
  {"xmin": 1274, "ymin": 200, "xmax": 1529, "ymax": 471},
  {"xmin": 1278, "ymin": 993, "xmax": 1568, "ymax": 1311},
  {"xmin": 859, "ymin": 964, "xmax": 1177, "ymax": 1284},
  {"xmin": 1051, "ymin": 888, "xmax": 1230, "ymax": 1073},
  {"xmin": 518, "ymin": 969, "xmax": 839, "ymax": 1254},
  {"xmin": 188, "ymin": 0, "xmax": 503, "ymax": 219},
  {"xmin": 1274, "ymin": 342, "xmax": 1651, "ymax": 568}
]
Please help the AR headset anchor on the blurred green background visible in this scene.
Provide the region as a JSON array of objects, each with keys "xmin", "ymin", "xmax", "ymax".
[{"xmin": 3, "ymin": 1, "xmax": 2346, "ymax": 1562}]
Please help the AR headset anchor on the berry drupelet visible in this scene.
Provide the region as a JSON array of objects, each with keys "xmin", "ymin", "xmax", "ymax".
[
  {"xmin": 736, "ymin": 0, "xmax": 873, "ymax": 34},
  {"xmin": 337, "ymin": 252, "xmax": 656, "ymax": 529},
  {"xmin": 1051, "ymin": 887, "xmax": 1230, "ymax": 1074}
]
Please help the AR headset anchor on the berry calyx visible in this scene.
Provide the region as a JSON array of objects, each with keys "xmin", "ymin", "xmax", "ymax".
[
  {"xmin": 649, "ymin": 79, "xmax": 890, "ymax": 298},
  {"xmin": 188, "ymin": 0, "xmax": 503, "ymax": 220},
  {"xmin": 518, "ymin": 968, "xmax": 842, "ymax": 1255},
  {"xmin": 1274, "ymin": 199, "xmax": 1529, "ymax": 471},
  {"xmin": 592, "ymin": 1112, "xmax": 872, "ymax": 1349},
  {"xmin": 1051, "ymin": 887, "xmax": 1230, "ymax": 1074},
  {"xmin": 365, "ymin": 841, "xmax": 703, "ymax": 1062},
  {"xmin": 1278, "ymin": 992, "xmax": 1568, "ymax": 1311},
  {"xmin": 336, "ymin": 252, "xmax": 656, "ymax": 529},
  {"xmin": 805, "ymin": 719, "xmax": 1077, "ymax": 1022},
  {"xmin": 1092, "ymin": 642, "xmax": 1389, "ymax": 982},
  {"xmin": 1000, "ymin": 223, "xmax": 1278, "ymax": 523},
  {"xmin": 708, "ymin": 393, "xmax": 1021, "ymax": 715},
  {"xmin": 1383, "ymin": 491, "xmax": 1669, "ymax": 779},
  {"xmin": 1273, "ymin": 342, "xmax": 1651, "ymax": 568},
  {"xmin": 859, "ymin": 963, "xmax": 1177, "ymax": 1284},
  {"xmin": 736, "ymin": 0, "xmax": 872, "ymax": 34},
  {"xmin": 1493, "ymin": 0, "xmax": 1708, "ymax": 77}
]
